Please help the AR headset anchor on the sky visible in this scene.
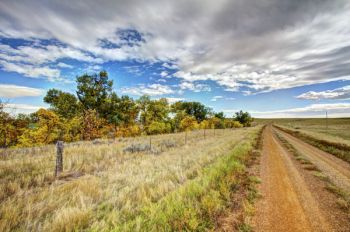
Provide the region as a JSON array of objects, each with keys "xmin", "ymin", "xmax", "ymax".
[{"xmin": 1, "ymin": 0, "xmax": 350, "ymax": 118}]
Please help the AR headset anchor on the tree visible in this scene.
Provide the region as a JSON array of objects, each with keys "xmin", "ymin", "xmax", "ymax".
[
  {"xmin": 137, "ymin": 96, "xmax": 170, "ymax": 134},
  {"xmin": 137, "ymin": 95, "xmax": 151, "ymax": 130},
  {"xmin": 62, "ymin": 116, "xmax": 82, "ymax": 142},
  {"xmin": 76, "ymin": 71, "xmax": 113, "ymax": 117},
  {"xmin": 171, "ymin": 110, "xmax": 187, "ymax": 132},
  {"xmin": 199, "ymin": 119, "xmax": 210, "ymax": 129},
  {"xmin": 116, "ymin": 95, "xmax": 139, "ymax": 127},
  {"xmin": 148, "ymin": 121, "xmax": 171, "ymax": 135},
  {"xmin": 235, "ymin": 110, "xmax": 253, "ymax": 127},
  {"xmin": 106, "ymin": 94, "xmax": 139, "ymax": 133},
  {"xmin": 208, "ymin": 116, "xmax": 225, "ymax": 129},
  {"xmin": 81, "ymin": 109, "xmax": 104, "ymax": 140},
  {"xmin": 180, "ymin": 116, "xmax": 198, "ymax": 131},
  {"xmin": 44, "ymin": 89, "xmax": 80, "ymax": 118},
  {"xmin": 0, "ymin": 100, "xmax": 16, "ymax": 147},
  {"xmin": 172, "ymin": 101, "xmax": 210, "ymax": 122},
  {"xmin": 146, "ymin": 98, "xmax": 169, "ymax": 124},
  {"xmin": 214, "ymin": 112, "xmax": 225, "ymax": 120},
  {"xmin": 18, "ymin": 109, "xmax": 61, "ymax": 146}
]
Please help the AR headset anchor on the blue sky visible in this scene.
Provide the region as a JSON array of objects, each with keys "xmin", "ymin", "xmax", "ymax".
[{"xmin": 1, "ymin": 0, "xmax": 350, "ymax": 118}]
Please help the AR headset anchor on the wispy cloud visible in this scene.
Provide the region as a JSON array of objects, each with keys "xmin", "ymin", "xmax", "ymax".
[
  {"xmin": 121, "ymin": 84, "xmax": 174, "ymax": 96},
  {"xmin": 296, "ymin": 85, "xmax": 350, "ymax": 100},
  {"xmin": 179, "ymin": 81, "xmax": 211, "ymax": 92},
  {"xmin": 210, "ymin": 96, "xmax": 223, "ymax": 102},
  {"xmin": 0, "ymin": 84, "xmax": 44, "ymax": 98},
  {"xmin": 4, "ymin": 103, "xmax": 45, "ymax": 114},
  {"xmin": 0, "ymin": 60, "xmax": 60, "ymax": 80},
  {"xmin": 164, "ymin": 97, "xmax": 184, "ymax": 104},
  {"xmin": 57, "ymin": 62, "xmax": 73, "ymax": 69},
  {"xmin": 234, "ymin": 103, "xmax": 350, "ymax": 118}
]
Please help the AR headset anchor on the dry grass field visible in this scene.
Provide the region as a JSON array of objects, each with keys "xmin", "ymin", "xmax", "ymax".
[
  {"xmin": 257, "ymin": 118, "xmax": 350, "ymax": 146},
  {"xmin": 0, "ymin": 127, "xmax": 261, "ymax": 231}
]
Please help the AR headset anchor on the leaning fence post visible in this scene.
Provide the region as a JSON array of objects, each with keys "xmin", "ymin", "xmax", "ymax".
[{"xmin": 55, "ymin": 141, "xmax": 64, "ymax": 177}]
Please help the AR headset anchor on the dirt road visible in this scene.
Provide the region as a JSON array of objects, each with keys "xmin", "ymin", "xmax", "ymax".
[
  {"xmin": 275, "ymin": 127, "xmax": 350, "ymax": 191},
  {"xmin": 254, "ymin": 125, "xmax": 334, "ymax": 232}
]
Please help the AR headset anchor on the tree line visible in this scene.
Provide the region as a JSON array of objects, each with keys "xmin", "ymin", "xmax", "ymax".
[{"xmin": 0, "ymin": 71, "xmax": 253, "ymax": 148}]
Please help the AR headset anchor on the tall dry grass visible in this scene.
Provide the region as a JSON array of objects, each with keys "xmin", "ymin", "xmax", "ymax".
[{"xmin": 0, "ymin": 127, "xmax": 259, "ymax": 231}]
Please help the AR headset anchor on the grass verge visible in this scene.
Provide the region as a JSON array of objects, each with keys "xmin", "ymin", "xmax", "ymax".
[{"xmin": 96, "ymin": 127, "xmax": 263, "ymax": 231}]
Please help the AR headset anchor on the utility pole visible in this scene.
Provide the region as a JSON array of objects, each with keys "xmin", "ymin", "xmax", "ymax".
[{"xmin": 326, "ymin": 110, "xmax": 328, "ymax": 132}]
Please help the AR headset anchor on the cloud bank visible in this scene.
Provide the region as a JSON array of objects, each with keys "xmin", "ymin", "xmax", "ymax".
[
  {"xmin": 1, "ymin": 0, "xmax": 350, "ymax": 93},
  {"xmin": 231, "ymin": 103, "xmax": 350, "ymax": 118},
  {"xmin": 0, "ymin": 84, "xmax": 44, "ymax": 98},
  {"xmin": 296, "ymin": 85, "xmax": 350, "ymax": 100}
]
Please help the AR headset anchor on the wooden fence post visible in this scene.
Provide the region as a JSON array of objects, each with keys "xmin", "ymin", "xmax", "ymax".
[
  {"xmin": 185, "ymin": 131, "xmax": 188, "ymax": 144},
  {"xmin": 149, "ymin": 136, "xmax": 152, "ymax": 151},
  {"xmin": 203, "ymin": 129, "xmax": 206, "ymax": 139},
  {"xmin": 55, "ymin": 141, "xmax": 64, "ymax": 177}
]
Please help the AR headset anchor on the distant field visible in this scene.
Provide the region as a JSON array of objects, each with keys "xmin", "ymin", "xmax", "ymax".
[
  {"xmin": 256, "ymin": 118, "xmax": 350, "ymax": 146},
  {"xmin": 0, "ymin": 127, "xmax": 261, "ymax": 231}
]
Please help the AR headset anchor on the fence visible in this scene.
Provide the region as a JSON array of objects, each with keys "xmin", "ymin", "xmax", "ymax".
[{"xmin": 0, "ymin": 128, "xmax": 239, "ymax": 180}]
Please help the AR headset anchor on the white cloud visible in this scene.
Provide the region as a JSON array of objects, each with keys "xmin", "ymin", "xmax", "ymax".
[
  {"xmin": 164, "ymin": 97, "xmax": 184, "ymax": 104},
  {"xmin": 210, "ymin": 96, "xmax": 223, "ymax": 101},
  {"xmin": 162, "ymin": 63, "xmax": 178, "ymax": 70},
  {"xmin": 296, "ymin": 85, "xmax": 350, "ymax": 100},
  {"xmin": 57, "ymin": 62, "xmax": 73, "ymax": 68},
  {"xmin": 4, "ymin": 103, "xmax": 44, "ymax": 114},
  {"xmin": 0, "ymin": 84, "xmax": 44, "ymax": 98},
  {"xmin": 160, "ymin": 71, "xmax": 168, "ymax": 77},
  {"xmin": 0, "ymin": 44, "xmax": 102, "ymax": 65},
  {"xmin": 121, "ymin": 83, "xmax": 174, "ymax": 96},
  {"xmin": 0, "ymin": 60, "xmax": 60, "ymax": 80},
  {"xmin": 179, "ymin": 81, "xmax": 211, "ymax": 92},
  {"xmin": 239, "ymin": 103, "xmax": 350, "ymax": 118}
]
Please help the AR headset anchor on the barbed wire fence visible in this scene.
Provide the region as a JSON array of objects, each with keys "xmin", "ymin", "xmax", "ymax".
[{"xmin": 0, "ymin": 128, "xmax": 239, "ymax": 183}]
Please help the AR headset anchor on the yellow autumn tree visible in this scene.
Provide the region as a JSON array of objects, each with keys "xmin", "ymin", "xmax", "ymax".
[
  {"xmin": 180, "ymin": 116, "xmax": 198, "ymax": 132},
  {"xmin": 18, "ymin": 109, "xmax": 61, "ymax": 147}
]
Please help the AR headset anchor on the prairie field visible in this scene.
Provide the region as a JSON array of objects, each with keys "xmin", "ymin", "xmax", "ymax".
[
  {"xmin": 0, "ymin": 127, "xmax": 261, "ymax": 231},
  {"xmin": 257, "ymin": 118, "xmax": 350, "ymax": 146}
]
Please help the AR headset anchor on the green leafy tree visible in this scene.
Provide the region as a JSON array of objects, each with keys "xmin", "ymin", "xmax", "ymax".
[
  {"xmin": 235, "ymin": 110, "xmax": 253, "ymax": 127},
  {"xmin": 171, "ymin": 110, "xmax": 187, "ymax": 132},
  {"xmin": 172, "ymin": 101, "xmax": 210, "ymax": 122},
  {"xmin": 138, "ymin": 96, "xmax": 170, "ymax": 133},
  {"xmin": 44, "ymin": 89, "xmax": 80, "ymax": 118},
  {"xmin": 214, "ymin": 112, "xmax": 225, "ymax": 120},
  {"xmin": 76, "ymin": 71, "xmax": 113, "ymax": 118}
]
